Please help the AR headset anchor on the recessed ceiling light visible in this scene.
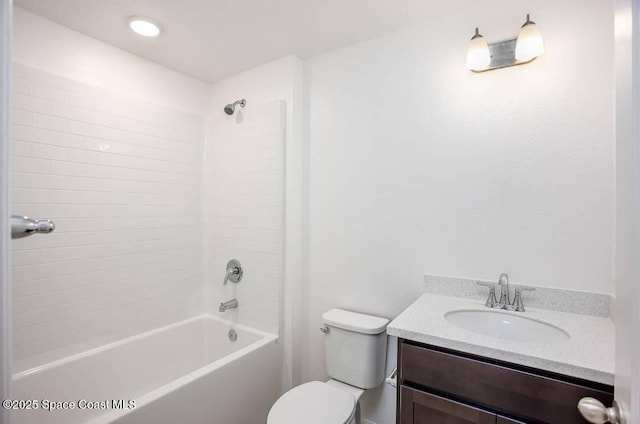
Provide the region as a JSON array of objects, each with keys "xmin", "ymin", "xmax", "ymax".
[{"xmin": 128, "ymin": 16, "xmax": 161, "ymax": 37}]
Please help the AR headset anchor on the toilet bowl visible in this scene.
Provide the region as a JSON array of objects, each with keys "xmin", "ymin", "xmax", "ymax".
[
  {"xmin": 267, "ymin": 380, "xmax": 363, "ymax": 424},
  {"xmin": 267, "ymin": 309, "xmax": 388, "ymax": 424}
]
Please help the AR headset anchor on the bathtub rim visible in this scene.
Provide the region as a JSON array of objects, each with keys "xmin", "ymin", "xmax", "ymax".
[
  {"xmin": 86, "ymin": 317, "xmax": 279, "ymax": 424},
  {"xmin": 13, "ymin": 314, "xmax": 278, "ymax": 381}
]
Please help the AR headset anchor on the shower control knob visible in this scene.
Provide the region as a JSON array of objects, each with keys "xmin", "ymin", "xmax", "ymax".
[{"xmin": 222, "ymin": 259, "xmax": 243, "ymax": 285}]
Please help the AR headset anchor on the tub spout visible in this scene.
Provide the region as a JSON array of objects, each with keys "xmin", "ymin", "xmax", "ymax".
[{"xmin": 219, "ymin": 299, "xmax": 238, "ymax": 312}]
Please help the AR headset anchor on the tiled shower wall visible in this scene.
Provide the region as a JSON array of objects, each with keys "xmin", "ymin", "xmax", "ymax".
[
  {"xmin": 204, "ymin": 101, "xmax": 285, "ymax": 334},
  {"xmin": 10, "ymin": 64, "xmax": 205, "ymax": 371}
]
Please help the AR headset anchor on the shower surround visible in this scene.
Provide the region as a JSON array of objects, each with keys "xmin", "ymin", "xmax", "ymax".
[
  {"xmin": 203, "ymin": 100, "xmax": 286, "ymax": 335},
  {"xmin": 9, "ymin": 60, "xmax": 288, "ymax": 422},
  {"xmin": 11, "ymin": 63, "xmax": 206, "ymax": 372}
]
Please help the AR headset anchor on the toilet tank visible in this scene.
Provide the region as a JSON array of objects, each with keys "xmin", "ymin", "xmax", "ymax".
[{"xmin": 321, "ymin": 309, "xmax": 389, "ymax": 389}]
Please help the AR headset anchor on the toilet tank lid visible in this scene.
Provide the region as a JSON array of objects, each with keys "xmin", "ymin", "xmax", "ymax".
[{"xmin": 322, "ymin": 309, "xmax": 389, "ymax": 334}]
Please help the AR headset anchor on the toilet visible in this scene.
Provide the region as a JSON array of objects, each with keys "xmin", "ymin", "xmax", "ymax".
[{"xmin": 267, "ymin": 308, "xmax": 389, "ymax": 424}]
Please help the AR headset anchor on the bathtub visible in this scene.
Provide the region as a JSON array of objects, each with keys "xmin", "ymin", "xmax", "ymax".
[{"xmin": 11, "ymin": 316, "xmax": 282, "ymax": 424}]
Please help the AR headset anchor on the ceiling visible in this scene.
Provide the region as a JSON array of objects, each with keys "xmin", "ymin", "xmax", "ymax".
[{"xmin": 15, "ymin": 0, "xmax": 477, "ymax": 84}]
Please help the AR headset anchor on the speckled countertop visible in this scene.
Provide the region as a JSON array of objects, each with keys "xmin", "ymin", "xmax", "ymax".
[{"xmin": 387, "ymin": 293, "xmax": 615, "ymax": 385}]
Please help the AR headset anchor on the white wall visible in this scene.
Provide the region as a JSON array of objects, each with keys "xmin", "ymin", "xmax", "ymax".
[
  {"xmin": 12, "ymin": 7, "xmax": 210, "ymax": 116},
  {"xmin": 206, "ymin": 55, "xmax": 304, "ymax": 389},
  {"xmin": 304, "ymin": 0, "xmax": 614, "ymax": 422},
  {"xmin": 10, "ymin": 10, "xmax": 210, "ymax": 372}
]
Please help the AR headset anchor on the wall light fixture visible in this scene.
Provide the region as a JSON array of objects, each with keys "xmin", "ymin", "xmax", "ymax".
[{"xmin": 466, "ymin": 14, "xmax": 544, "ymax": 72}]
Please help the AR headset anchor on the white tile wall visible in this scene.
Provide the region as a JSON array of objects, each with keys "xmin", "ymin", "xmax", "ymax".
[
  {"xmin": 204, "ymin": 102, "xmax": 285, "ymax": 334},
  {"xmin": 11, "ymin": 64, "xmax": 205, "ymax": 371}
]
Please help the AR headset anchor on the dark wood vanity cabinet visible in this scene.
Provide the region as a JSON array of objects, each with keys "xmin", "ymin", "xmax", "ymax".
[
  {"xmin": 397, "ymin": 339, "xmax": 613, "ymax": 424},
  {"xmin": 400, "ymin": 386, "xmax": 498, "ymax": 424}
]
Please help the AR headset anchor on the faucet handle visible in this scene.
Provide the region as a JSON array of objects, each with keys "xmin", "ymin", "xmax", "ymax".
[
  {"xmin": 222, "ymin": 259, "xmax": 243, "ymax": 285},
  {"xmin": 476, "ymin": 282, "xmax": 498, "ymax": 308},
  {"xmin": 511, "ymin": 286, "xmax": 536, "ymax": 312}
]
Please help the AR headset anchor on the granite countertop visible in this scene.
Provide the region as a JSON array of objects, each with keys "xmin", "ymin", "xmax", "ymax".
[{"xmin": 387, "ymin": 293, "xmax": 615, "ymax": 385}]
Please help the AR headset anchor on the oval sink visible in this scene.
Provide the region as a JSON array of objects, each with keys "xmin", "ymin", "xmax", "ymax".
[{"xmin": 444, "ymin": 309, "xmax": 570, "ymax": 344}]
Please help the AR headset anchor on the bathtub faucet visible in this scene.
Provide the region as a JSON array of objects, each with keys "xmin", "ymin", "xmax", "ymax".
[{"xmin": 219, "ymin": 299, "xmax": 238, "ymax": 312}]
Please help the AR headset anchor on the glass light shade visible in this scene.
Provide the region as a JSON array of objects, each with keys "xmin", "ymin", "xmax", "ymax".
[
  {"xmin": 128, "ymin": 17, "xmax": 161, "ymax": 37},
  {"xmin": 515, "ymin": 20, "xmax": 544, "ymax": 61},
  {"xmin": 466, "ymin": 32, "xmax": 491, "ymax": 71}
]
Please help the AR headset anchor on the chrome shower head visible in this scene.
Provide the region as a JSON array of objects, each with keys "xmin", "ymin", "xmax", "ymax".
[{"xmin": 224, "ymin": 99, "xmax": 246, "ymax": 115}]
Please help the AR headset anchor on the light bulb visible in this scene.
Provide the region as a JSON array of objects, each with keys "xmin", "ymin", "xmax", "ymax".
[
  {"xmin": 515, "ymin": 14, "xmax": 544, "ymax": 61},
  {"xmin": 466, "ymin": 28, "xmax": 491, "ymax": 71},
  {"xmin": 128, "ymin": 17, "xmax": 161, "ymax": 37}
]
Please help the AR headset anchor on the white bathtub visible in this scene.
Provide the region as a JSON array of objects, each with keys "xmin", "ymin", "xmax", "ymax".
[{"xmin": 11, "ymin": 316, "xmax": 282, "ymax": 424}]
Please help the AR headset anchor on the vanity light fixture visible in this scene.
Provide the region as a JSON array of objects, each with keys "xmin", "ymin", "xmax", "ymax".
[
  {"xmin": 467, "ymin": 14, "xmax": 543, "ymax": 72},
  {"xmin": 515, "ymin": 14, "xmax": 544, "ymax": 61},
  {"xmin": 128, "ymin": 16, "xmax": 161, "ymax": 37},
  {"xmin": 465, "ymin": 28, "xmax": 491, "ymax": 72}
]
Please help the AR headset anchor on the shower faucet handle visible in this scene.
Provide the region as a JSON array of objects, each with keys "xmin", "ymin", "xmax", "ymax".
[{"xmin": 222, "ymin": 259, "xmax": 243, "ymax": 285}]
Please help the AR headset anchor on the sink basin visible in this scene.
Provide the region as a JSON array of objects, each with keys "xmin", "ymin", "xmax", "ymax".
[{"xmin": 444, "ymin": 309, "xmax": 570, "ymax": 343}]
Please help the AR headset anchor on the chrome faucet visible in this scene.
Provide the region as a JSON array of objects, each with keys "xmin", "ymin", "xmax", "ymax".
[
  {"xmin": 219, "ymin": 299, "xmax": 238, "ymax": 312},
  {"xmin": 477, "ymin": 273, "xmax": 536, "ymax": 312},
  {"xmin": 497, "ymin": 273, "xmax": 510, "ymax": 307}
]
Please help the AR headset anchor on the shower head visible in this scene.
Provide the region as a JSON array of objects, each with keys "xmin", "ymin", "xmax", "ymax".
[{"xmin": 224, "ymin": 99, "xmax": 246, "ymax": 115}]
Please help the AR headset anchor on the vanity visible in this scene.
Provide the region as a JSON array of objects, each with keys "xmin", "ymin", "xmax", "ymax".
[
  {"xmin": 388, "ymin": 276, "xmax": 615, "ymax": 424},
  {"xmin": 397, "ymin": 340, "xmax": 613, "ymax": 423}
]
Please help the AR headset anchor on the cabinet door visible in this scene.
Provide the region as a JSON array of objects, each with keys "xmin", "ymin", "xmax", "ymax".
[
  {"xmin": 400, "ymin": 342, "xmax": 613, "ymax": 423},
  {"xmin": 400, "ymin": 386, "xmax": 495, "ymax": 424},
  {"xmin": 497, "ymin": 417, "xmax": 525, "ymax": 424}
]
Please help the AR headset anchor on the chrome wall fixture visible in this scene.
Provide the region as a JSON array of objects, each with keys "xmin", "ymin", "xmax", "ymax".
[
  {"xmin": 11, "ymin": 215, "xmax": 55, "ymax": 239},
  {"xmin": 219, "ymin": 298, "xmax": 238, "ymax": 312},
  {"xmin": 222, "ymin": 259, "xmax": 243, "ymax": 285},
  {"xmin": 466, "ymin": 14, "xmax": 544, "ymax": 72},
  {"xmin": 224, "ymin": 99, "xmax": 246, "ymax": 115}
]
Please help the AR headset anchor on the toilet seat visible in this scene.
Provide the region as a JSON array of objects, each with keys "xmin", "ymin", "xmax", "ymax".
[{"xmin": 267, "ymin": 381, "xmax": 356, "ymax": 424}]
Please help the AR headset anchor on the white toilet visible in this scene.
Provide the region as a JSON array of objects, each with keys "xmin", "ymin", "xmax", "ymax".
[{"xmin": 267, "ymin": 308, "xmax": 389, "ymax": 424}]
